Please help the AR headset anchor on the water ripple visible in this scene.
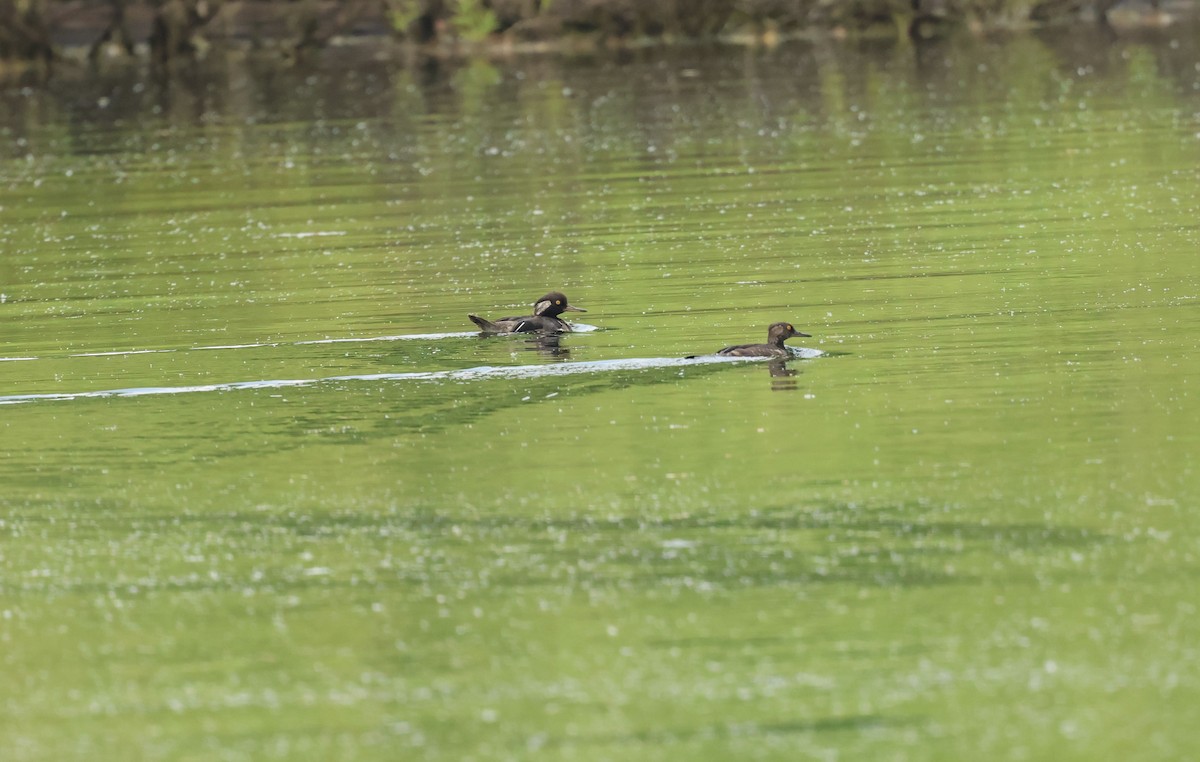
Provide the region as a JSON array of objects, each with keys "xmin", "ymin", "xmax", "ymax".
[
  {"xmin": 0, "ymin": 351, "xmax": 821, "ymax": 406},
  {"xmin": 0, "ymin": 324, "xmax": 604, "ymax": 363}
]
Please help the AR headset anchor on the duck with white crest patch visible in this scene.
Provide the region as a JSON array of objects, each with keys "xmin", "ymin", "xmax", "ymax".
[{"xmin": 468, "ymin": 291, "xmax": 587, "ymax": 334}]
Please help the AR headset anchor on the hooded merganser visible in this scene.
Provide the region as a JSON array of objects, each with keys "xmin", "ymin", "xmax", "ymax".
[
  {"xmin": 468, "ymin": 291, "xmax": 587, "ymax": 334},
  {"xmin": 715, "ymin": 322, "xmax": 812, "ymax": 357}
]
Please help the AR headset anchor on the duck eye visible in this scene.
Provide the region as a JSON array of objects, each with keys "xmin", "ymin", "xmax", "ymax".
[
  {"xmin": 555, "ymin": 300, "xmax": 562, "ymax": 305},
  {"xmin": 787, "ymin": 325, "xmax": 793, "ymax": 331}
]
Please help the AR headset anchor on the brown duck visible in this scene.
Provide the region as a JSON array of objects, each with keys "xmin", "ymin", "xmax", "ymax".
[{"xmin": 714, "ymin": 322, "xmax": 811, "ymax": 357}]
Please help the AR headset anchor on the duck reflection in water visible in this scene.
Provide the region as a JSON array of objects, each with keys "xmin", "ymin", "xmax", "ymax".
[
  {"xmin": 766, "ymin": 358, "xmax": 801, "ymax": 391},
  {"xmin": 521, "ymin": 332, "xmax": 572, "ymax": 359}
]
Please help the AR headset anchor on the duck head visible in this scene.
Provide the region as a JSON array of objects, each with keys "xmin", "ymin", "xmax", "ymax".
[
  {"xmin": 768, "ymin": 322, "xmax": 811, "ymax": 345},
  {"xmin": 533, "ymin": 292, "xmax": 586, "ymax": 318}
]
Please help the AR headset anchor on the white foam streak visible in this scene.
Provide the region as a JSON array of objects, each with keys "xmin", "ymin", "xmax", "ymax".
[
  {"xmin": 272, "ymin": 231, "xmax": 347, "ymax": 239},
  {"xmin": 788, "ymin": 347, "xmax": 825, "ymax": 360},
  {"xmin": 295, "ymin": 332, "xmax": 478, "ymax": 345},
  {"xmin": 6, "ymin": 326, "xmax": 605, "ymax": 362},
  {"xmin": 0, "ymin": 354, "xmax": 775, "ymax": 406},
  {"xmin": 71, "ymin": 349, "xmax": 172, "ymax": 357}
]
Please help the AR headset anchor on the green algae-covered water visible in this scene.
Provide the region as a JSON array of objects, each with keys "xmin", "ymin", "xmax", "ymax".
[{"xmin": 2, "ymin": 30, "xmax": 1200, "ymax": 761}]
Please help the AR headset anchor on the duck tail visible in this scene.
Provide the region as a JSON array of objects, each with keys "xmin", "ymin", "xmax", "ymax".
[{"xmin": 468, "ymin": 314, "xmax": 499, "ymax": 332}]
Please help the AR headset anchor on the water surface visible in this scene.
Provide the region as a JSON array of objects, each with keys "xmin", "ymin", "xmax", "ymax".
[{"xmin": 2, "ymin": 30, "xmax": 1200, "ymax": 761}]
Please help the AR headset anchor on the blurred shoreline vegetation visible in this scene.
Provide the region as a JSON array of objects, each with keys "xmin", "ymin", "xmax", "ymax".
[{"xmin": 0, "ymin": 0, "xmax": 1194, "ymax": 73}]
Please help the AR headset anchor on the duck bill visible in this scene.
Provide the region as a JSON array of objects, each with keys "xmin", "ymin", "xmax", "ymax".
[
  {"xmin": 795, "ymin": 331, "xmax": 811, "ymax": 338},
  {"xmin": 564, "ymin": 305, "xmax": 587, "ymax": 312}
]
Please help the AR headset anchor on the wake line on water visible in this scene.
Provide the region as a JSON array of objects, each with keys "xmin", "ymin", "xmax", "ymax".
[
  {"xmin": 0, "ymin": 351, "xmax": 822, "ymax": 406},
  {"xmin": 0, "ymin": 326, "xmax": 604, "ymax": 364}
]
